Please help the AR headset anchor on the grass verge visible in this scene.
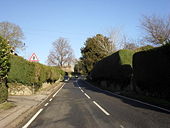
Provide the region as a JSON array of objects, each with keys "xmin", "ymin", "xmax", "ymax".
[{"xmin": 0, "ymin": 102, "xmax": 16, "ymax": 111}]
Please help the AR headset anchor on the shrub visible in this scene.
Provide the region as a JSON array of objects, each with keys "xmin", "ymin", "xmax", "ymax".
[
  {"xmin": 0, "ymin": 84, "xmax": 8, "ymax": 103},
  {"xmin": 0, "ymin": 36, "xmax": 10, "ymax": 103}
]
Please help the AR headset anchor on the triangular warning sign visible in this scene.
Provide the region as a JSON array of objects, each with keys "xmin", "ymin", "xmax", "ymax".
[{"xmin": 29, "ymin": 53, "xmax": 39, "ymax": 62}]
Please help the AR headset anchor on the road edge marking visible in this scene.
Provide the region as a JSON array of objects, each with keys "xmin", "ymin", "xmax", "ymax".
[
  {"xmin": 53, "ymin": 84, "xmax": 64, "ymax": 97},
  {"xmin": 22, "ymin": 108, "xmax": 43, "ymax": 128},
  {"xmin": 44, "ymin": 103, "xmax": 49, "ymax": 106},
  {"xmin": 22, "ymin": 83, "xmax": 65, "ymax": 128}
]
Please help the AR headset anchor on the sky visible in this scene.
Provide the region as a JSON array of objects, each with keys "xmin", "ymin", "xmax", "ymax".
[{"xmin": 0, "ymin": 0, "xmax": 169, "ymax": 64}]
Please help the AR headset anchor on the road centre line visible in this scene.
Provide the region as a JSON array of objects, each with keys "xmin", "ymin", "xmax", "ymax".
[
  {"xmin": 22, "ymin": 108, "xmax": 43, "ymax": 128},
  {"xmin": 44, "ymin": 103, "xmax": 49, "ymax": 106},
  {"xmin": 76, "ymin": 81, "xmax": 110, "ymax": 115},
  {"xmin": 93, "ymin": 101, "xmax": 110, "ymax": 116},
  {"xmin": 53, "ymin": 84, "xmax": 64, "ymax": 97},
  {"xmin": 84, "ymin": 93, "xmax": 91, "ymax": 99},
  {"xmin": 49, "ymin": 98, "xmax": 52, "ymax": 101}
]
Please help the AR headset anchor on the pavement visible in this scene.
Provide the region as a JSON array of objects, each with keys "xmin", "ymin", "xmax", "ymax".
[
  {"xmin": 25, "ymin": 79, "xmax": 170, "ymax": 128},
  {"xmin": 0, "ymin": 82, "xmax": 63, "ymax": 128}
]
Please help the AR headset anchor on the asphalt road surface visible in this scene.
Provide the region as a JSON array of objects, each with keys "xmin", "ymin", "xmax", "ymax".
[{"xmin": 25, "ymin": 79, "xmax": 170, "ymax": 128}]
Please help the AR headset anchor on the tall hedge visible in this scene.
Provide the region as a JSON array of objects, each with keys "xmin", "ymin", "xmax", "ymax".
[
  {"xmin": 90, "ymin": 49, "xmax": 134, "ymax": 86},
  {"xmin": 8, "ymin": 55, "xmax": 64, "ymax": 89},
  {"xmin": 133, "ymin": 43, "xmax": 170, "ymax": 99},
  {"xmin": 0, "ymin": 37, "xmax": 10, "ymax": 103}
]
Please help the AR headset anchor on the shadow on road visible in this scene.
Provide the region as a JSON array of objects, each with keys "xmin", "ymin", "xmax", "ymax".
[{"xmin": 74, "ymin": 79, "xmax": 170, "ymax": 114}]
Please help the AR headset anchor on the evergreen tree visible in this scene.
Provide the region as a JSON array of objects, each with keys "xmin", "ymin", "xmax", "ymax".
[
  {"xmin": 81, "ymin": 34, "xmax": 115, "ymax": 73},
  {"xmin": 0, "ymin": 36, "xmax": 10, "ymax": 103}
]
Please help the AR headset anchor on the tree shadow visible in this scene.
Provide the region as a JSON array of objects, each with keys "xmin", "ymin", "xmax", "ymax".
[{"xmin": 75, "ymin": 79, "xmax": 170, "ymax": 114}]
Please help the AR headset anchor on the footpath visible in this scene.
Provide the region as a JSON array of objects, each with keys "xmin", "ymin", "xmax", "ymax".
[{"xmin": 0, "ymin": 82, "xmax": 63, "ymax": 128}]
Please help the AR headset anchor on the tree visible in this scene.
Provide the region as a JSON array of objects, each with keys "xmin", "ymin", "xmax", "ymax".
[
  {"xmin": 0, "ymin": 21, "xmax": 25, "ymax": 52},
  {"xmin": 123, "ymin": 38, "xmax": 139, "ymax": 50},
  {"xmin": 123, "ymin": 43, "xmax": 138, "ymax": 50},
  {"xmin": 141, "ymin": 15, "xmax": 170, "ymax": 45},
  {"xmin": 0, "ymin": 36, "xmax": 10, "ymax": 83},
  {"xmin": 107, "ymin": 27, "xmax": 132, "ymax": 50},
  {"xmin": 81, "ymin": 34, "xmax": 115, "ymax": 73},
  {"xmin": 74, "ymin": 59, "xmax": 86, "ymax": 74},
  {"xmin": 47, "ymin": 37, "xmax": 74, "ymax": 67}
]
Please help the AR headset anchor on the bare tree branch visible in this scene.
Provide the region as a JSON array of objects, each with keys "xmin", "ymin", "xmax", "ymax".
[
  {"xmin": 141, "ymin": 15, "xmax": 170, "ymax": 45},
  {"xmin": 107, "ymin": 27, "xmax": 127, "ymax": 50},
  {"xmin": 47, "ymin": 37, "xmax": 74, "ymax": 67}
]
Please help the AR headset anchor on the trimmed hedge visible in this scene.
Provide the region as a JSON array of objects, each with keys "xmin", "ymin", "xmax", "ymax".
[
  {"xmin": 8, "ymin": 55, "xmax": 64, "ymax": 89},
  {"xmin": 90, "ymin": 49, "xmax": 134, "ymax": 86},
  {"xmin": 135, "ymin": 45, "xmax": 154, "ymax": 52},
  {"xmin": 133, "ymin": 43, "xmax": 170, "ymax": 99}
]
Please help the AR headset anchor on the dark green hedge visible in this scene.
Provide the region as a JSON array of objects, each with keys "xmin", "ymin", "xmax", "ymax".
[
  {"xmin": 133, "ymin": 43, "xmax": 170, "ymax": 99},
  {"xmin": 8, "ymin": 55, "xmax": 64, "ymax": 89},
  {"xmin": 90, "ymin": 49, "xmax": 134, "ymax": 86}
]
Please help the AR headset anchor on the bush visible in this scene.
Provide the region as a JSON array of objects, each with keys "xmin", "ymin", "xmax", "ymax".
[
  {"xmin": 0, "ymin": 36, "xmax": 10, "ymax": 103},
  {"xmin": 0, "ymin": 83, "xmax": 8, "ymax": 104},
  {"xmin": 133, "ymin": 43, "xmax": 170, "ymax": 99},
  {"xmin": 8, "ymin": 55, "xmax": 64, "ymax": 89}
]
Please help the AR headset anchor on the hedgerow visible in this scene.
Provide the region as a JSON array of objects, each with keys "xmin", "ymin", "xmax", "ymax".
[
  {"xmin": 8, "ymin": 55, "xmax": 64, "ymax": 89},
  {"xmin": 90, "ymin": 49, "xmax": 134, "ymax": 87}
]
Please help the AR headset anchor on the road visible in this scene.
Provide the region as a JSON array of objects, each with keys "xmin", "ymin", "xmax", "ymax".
[{"xmin": 24, "ymin": 79, "xmax": 170, "ymax": 128}]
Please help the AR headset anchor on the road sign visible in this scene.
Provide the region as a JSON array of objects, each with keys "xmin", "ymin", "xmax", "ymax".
[{"xmin": 29, "ymin": 53, "xmax": 39, "ymax": 62}]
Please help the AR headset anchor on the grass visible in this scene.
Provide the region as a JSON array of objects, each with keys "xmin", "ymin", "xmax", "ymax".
[{"xmin": 0, "ymin": 102, "xmax": 16, "ymax": 111}]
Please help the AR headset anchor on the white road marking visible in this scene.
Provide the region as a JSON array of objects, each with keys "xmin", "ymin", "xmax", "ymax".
[
  {"xmin": 120, "ymin": 125, "xmax": 125, "ymax": 128},
  {"xmin": 53, "ymin": 84, "xmax": 64, "ymax": 97},
  {"xmin": 82, "ymin": 80, "xmax": 170, "ymax": 113},
  {"xmin": 84, "ymin": 93, "xmax": 91, "ymax": 99},
  {"xmin": 44, "ymin": 103, "xmax": 49, "ymax": 106},
  {"xmin": 49, "ymin": 98, "xmax": 52, "ymax": 101},
  {"xmin": 93, "ymin": 101, "xmax": 110, "ymax": 116},
  {"xmin": 79, "ymin": 87, "xmax": 81, "ymax": 89},
  {"xmin": 81, "ymin": 89, "xmax": 84, "ymax": 93},
  {"xmin": 22, "ymin": 108, "xmax": 43, "ymax": 128}
]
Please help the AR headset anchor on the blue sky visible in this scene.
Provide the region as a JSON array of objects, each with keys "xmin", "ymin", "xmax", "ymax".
[{"xmin": 0, "ymin": 0, "xmax": 169, "ymax": 64}]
